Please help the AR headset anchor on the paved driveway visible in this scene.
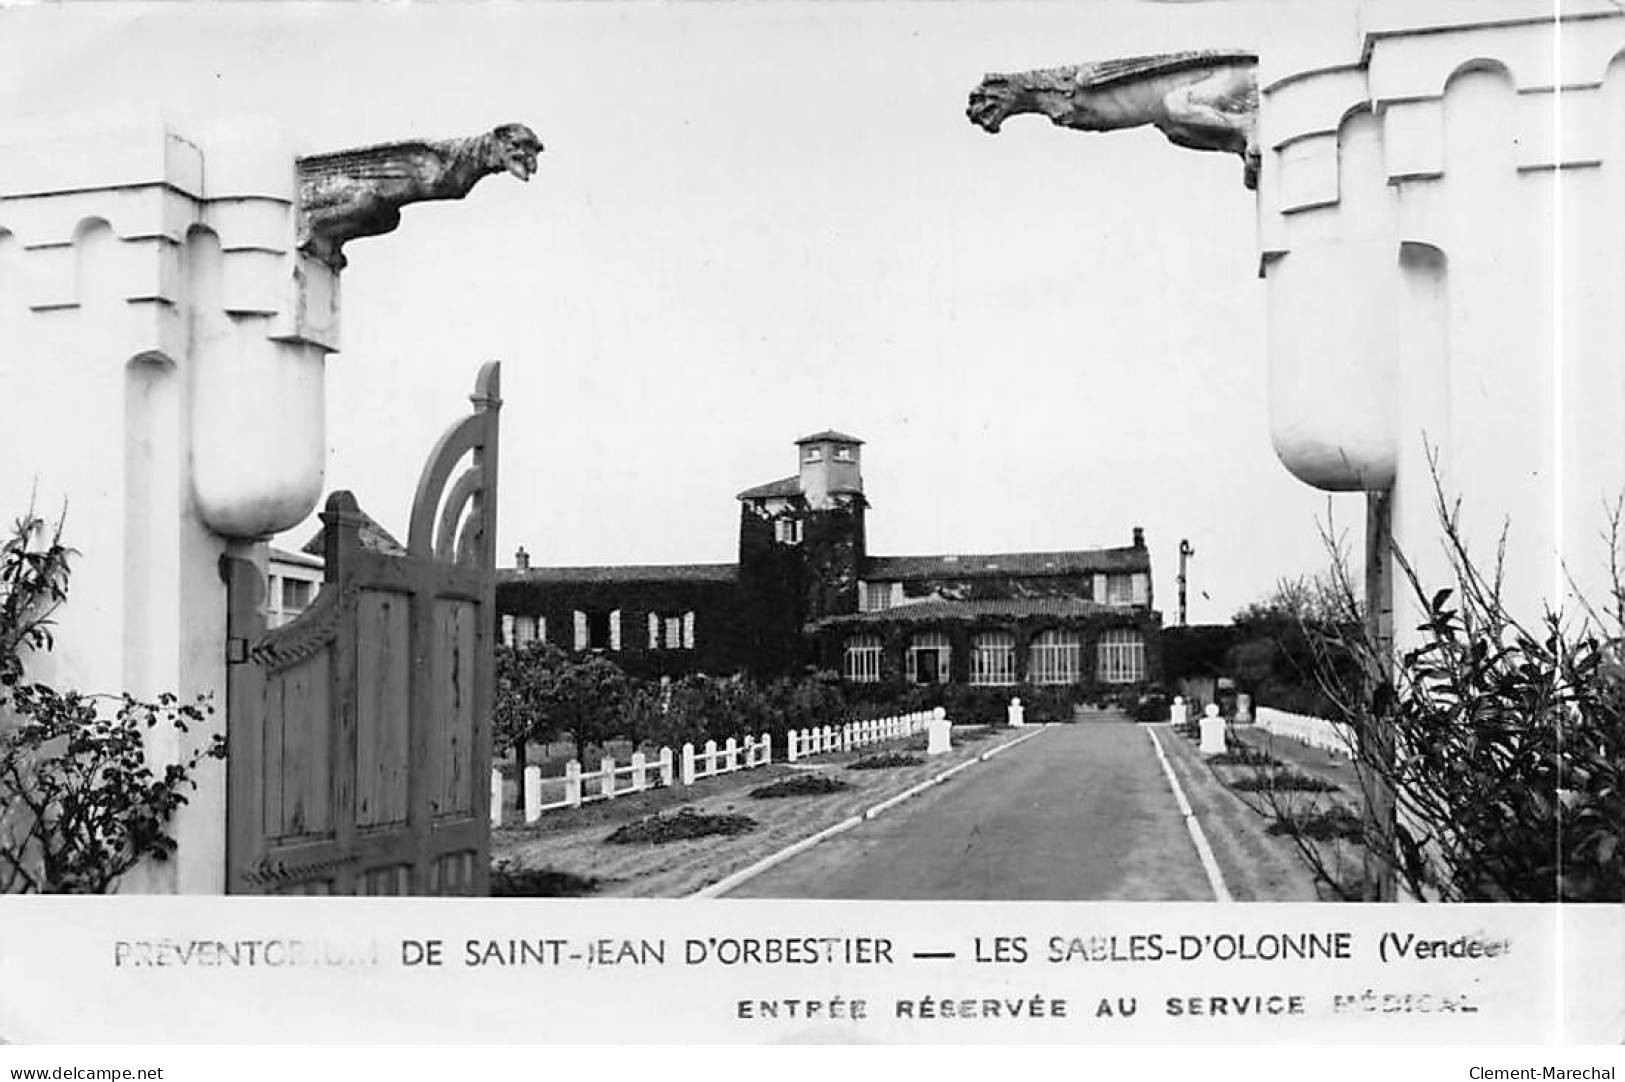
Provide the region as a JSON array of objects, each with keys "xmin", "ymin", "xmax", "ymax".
[{"xmin": 727, "ymin": 720, "xmax": 1215, "ymax": 900}]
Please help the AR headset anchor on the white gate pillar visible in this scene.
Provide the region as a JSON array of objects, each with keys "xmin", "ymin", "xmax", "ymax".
[{"xmin": 0, "ymin": 112, "xmax": 341, "ymax": 893}]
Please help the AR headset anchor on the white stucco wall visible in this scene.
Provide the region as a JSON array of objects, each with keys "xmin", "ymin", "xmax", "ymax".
[
  {"xmin": 1258, "ymin": 1, "xmax": 1625, "ymax": 636},
  {"xmin": 0, "ymin": 113, "xmax": 339, "ymax": 892}
]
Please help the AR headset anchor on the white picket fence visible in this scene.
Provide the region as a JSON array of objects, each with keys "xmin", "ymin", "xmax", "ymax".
[
  {"xmin": 491, "ymin": 707, "xmax": 947, "ymax": 826},
  {"xmin": 784, "ymin": 707, "xmax": 939, "ymax": 762},
  {"xmin": 1253, "ymin": 706, "xmax": 1355, "ymax": 757}
]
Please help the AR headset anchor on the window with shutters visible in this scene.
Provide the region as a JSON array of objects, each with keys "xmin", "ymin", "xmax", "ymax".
[
  {"xmin": 861, "ymin": 581, "xmax": 897, "ymax": 612},
  {"xmin": 575, "ymin": 610, "xmax": 616, "ymax": 651},
  {"xmin": 646, "ymin": 611, "xmax": 698, "ymax": 650},
  {"xmin": 510, "ymin": 614, "xmax": 542, "ymax": 648}
]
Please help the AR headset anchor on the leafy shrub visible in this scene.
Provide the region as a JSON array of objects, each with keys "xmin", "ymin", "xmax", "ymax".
[
  {"xmin": 761, "ymin": 670, "xmax": 849, "ymax": 739},
  {"xmin": 1, "ymin": 508, "xmax": 224, "ymax": 893},
  {"xmin": 938, "ymin": 685, "xmax": 1016, "ymax": 726},
  {"xmin": 488, "ymin": 859, "xmax": 599, "ymax": 897},
  {"xmin": 1277, "ymin": 466, "xmax": 1625, "ymax": 901},
  {"xmin": 658, "ymin": 676, "xmax": 774, "ymax": 749},
  {"xmin": 1130, "ymin": 692, "xmax": 1171, "ymax": 723}
]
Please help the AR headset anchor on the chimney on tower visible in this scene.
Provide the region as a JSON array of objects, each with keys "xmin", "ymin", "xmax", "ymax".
[
  {"xmin": 515, "ymin": 546, "xmax": 531, "ymax": 571},
  {"xmin": 1132, "ymin": 526, "xmax": 1145, "ymax": 549}
]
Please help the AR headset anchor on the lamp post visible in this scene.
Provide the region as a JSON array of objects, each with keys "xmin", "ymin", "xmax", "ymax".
[{"xmin": 1177, "ymin": 539, "xmax": 1195, "ymax": 627}]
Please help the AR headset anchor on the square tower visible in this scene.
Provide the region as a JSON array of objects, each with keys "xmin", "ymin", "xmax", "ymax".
[{"xmin": 796, "ymin": 430, "xmax": 863, "ymax": 509}]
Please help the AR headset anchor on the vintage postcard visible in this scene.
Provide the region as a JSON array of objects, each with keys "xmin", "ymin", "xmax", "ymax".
[{"xmin": 0, "ymin": 0, "xmax": 1620, "ymax": 1056}]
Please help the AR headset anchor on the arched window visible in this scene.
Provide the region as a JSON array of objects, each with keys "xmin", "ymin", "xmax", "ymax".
[
  {"xmin": 905, "ymin": 631, "xmax": 951, "ymax": 685},
  {"xmin": 969, "ymin": 631, "xmax": 1016, "ymax": 686},
  {"xmin": 1028, "ymin": 629, "xmax": 1081, "ymax": 685},
  {"xmin": 1096, "ymin": 628, "xmax": 1146, "ymax": 683},
  {"xmin": 843, "ymin": 634, "xmax": 883, "ymax": 683}
]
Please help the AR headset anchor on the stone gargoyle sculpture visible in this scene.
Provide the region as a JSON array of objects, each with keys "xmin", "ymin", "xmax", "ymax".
[
  {"xmin": 296, "ymin": 122, "xmax": 543, "ymax": 270},
  {"xmin": 967, "ymin": 51, "xmax": 1260, "ymax": 188}
]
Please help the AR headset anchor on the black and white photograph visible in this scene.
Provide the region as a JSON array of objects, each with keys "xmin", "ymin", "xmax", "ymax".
[{"xmin": 0, "ymin": 0, "xmax": 1621, "ymax": 1059}]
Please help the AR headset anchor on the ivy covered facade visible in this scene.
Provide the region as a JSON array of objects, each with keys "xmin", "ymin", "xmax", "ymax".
[{"xmin": 496, "ymin": 430, "xmax": 1162, "ymax": 698}]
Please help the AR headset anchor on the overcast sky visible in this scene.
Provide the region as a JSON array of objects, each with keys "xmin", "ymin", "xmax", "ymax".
[{"xmin": 1, "ymin": 1, "xmax": 1361, "ymax": 626}]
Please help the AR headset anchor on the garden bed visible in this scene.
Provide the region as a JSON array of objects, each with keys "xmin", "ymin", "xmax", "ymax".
[
  {"xmin": 605, "ymin": 807, "xmax": 758, "ymax": 845},
  {"xmin": 848, "ymin": 752, "xmax": 922, "ymax": 770},
  {"xmin": 1229, "ymin": 768, "xmax": 1340, "ymax": 794},
  {"xmin": 750, "ymin": 774, "xmax": 850, "ymax": 799}
]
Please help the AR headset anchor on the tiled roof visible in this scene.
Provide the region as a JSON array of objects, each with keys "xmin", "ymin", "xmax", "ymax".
[
  {"xmin": 736, "ymin": 475, "xmax": 802, "ymax": 500},
  {"xmin": 499, "ymin": 562, "xmax": 738, "ymax": 585},
  {"xmin": 864, "ymin": 547, "xmax": 1147, "ymax": 580},
  {"xmin": 795, "ymin": 430, "xmax": 863, "ymax": 445},
  {"xmin": 810, "ymin": 597, "xmax": 1126, "ymax": 628}
]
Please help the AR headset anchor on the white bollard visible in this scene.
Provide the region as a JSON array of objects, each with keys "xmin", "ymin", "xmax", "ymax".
[
  {"xmin": 564, "ymin": 760, "xmax": 583, "ymax": 807},
  {"xmin": 786, "ymin": 729, "xmax": 800, "ymax": 763},
  {"xmin": 1199, "ymin": 703, "xmax": 1227, "ymax": 756},
  {"xmin": 704, "ymin": 739, "xmax": 718, "ymax": 777},
  {"xmin": 1007, "ymin": 696, "xmax": 1025, "ymax": 728},
  {"xmin": 600, "ymin": 756, "xmax": 618, "ymax": 799},
  {"xmin": 926, "ymin": 706, "xmax": 952, "ymax": 756},
  {"xmin": 490, "ymin": 769, "xmax": 503, "ymax": 826},
  {"xmin": 659, "ymin": 746, "xmax": 675, "ymax": 786},
  {"xmin": 681, "ymin": 742, "xmax": 697, "ymax": 786},
  {"xmin": 523, "ymin": 765, "xmax": 542, "ymax": 823}
]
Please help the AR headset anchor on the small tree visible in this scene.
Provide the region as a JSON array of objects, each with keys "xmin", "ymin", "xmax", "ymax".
[
  {"xmin": 492, "ymin": 642, "xmax": 560, "ymax": 793},
  {"xmin": 492, "ymin": 643, "xmax": 637, "ymax": 770},
  {"xmin": 549, "ymin": 654, "xmax": 635, "ymax": 764},
  {"xmin": 1229, "ymin": 573, "xmax": 1360, "ymax": 718}
]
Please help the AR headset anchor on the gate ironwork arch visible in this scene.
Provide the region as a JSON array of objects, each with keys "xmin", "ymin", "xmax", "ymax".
[{"xmin": 225, "ymin": 363, "xmax": 501, "ymax": 895}]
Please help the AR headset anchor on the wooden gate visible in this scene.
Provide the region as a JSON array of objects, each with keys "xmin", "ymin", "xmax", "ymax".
[{"xmin": 225, "ymin": 363, "xmax": 501, "ymax": 895}]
